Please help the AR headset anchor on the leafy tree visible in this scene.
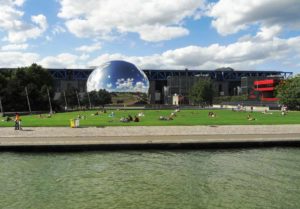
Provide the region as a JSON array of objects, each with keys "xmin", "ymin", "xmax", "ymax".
[
  {"xmin": 189, "ymin": 79, "xmax": 214, "ymax": 106},
  {"xmin": 276, "ymin": 76, "xmax": 300, "ymax": 110},
  {"xmin": 0, "ymin": 64, "xmax": 54, "ymax": 111}
]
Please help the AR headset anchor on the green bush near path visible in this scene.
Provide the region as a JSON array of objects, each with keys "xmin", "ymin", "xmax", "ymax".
[{"xmin": 0, "ymin": 109, "xmax": 299, "ymax": 127}]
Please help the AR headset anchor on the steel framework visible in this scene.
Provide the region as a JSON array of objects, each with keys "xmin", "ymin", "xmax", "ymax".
[{"xmin": 44, "ymin": 68, "xmax": 294, "ymax": 81}]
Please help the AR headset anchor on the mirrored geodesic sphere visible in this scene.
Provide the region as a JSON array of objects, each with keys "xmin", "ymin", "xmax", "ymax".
[{"xmin": 87, "ymin": 60, "xmax": 149, "ymax": 104}]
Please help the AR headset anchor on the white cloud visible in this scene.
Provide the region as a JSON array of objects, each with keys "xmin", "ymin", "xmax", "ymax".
[
  {"xmin": 79, "ymin": 54, "xmax": 90, "ymax": 61},
  {"xmin": 75, "ymin": 42, "xmax": 101, "ymax": 53},
  {"xmin": 0, "ymin": 1, "xmax": 48, "ymax": 43},
  {"xmin": 0, "ymin": 0, "xmax": 24, "ymax": 31},
  {"xmin": 134, "ymin": 25, "xmax": 189, "ymax": 42},
  {"xmin": 208, "ymin": 0, "xmax": 300, "ymax": 35},
  {"xmin": 5, "ymin": 14, "xmax": 48, "ymax": 43},
  {"xmin": 13, "ymin": 0, "xmax": 25, "ymax": 7},
  {"xmin": 0, "ymin": 51, "xmax": 39, "ymax": 67},
  {"xmin": 38, "ymin": 53, "xmax": 81, "ymax": 68},
  {"xmin": 1, "ymin": 43, "xmax": 28, "ymax": 51},
  {"xmin": 57, "ymin": 0, "xmax": 204, "ymax": 42},
  {"xmin": 89, "ymin": 30, "xmax": 300, "ymax": 70}
]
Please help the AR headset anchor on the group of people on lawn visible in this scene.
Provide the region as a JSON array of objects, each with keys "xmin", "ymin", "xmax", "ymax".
[{"xmin": 2, "ymin": 104, "xmax": 291, "ymax": 129}]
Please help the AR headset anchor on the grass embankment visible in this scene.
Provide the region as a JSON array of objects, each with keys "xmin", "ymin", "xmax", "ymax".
[{"xmin": 0, "ymin": 109, "xmax": 299, "ymax": 127}]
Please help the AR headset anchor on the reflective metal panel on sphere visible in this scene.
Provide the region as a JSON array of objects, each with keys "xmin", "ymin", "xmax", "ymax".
[{"xmin": 87, "ymin": 60, "xmax": 150, "ymax": 104}]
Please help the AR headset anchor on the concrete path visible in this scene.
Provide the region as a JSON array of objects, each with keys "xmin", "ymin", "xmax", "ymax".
[{"xmin": 0, "ymin": 125, "xmax": 300, "ymax": 148}]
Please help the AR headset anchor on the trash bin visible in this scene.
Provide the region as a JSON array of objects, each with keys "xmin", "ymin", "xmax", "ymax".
[
  {"xmin": 70, "ymin": 119, "xmax": 75, "ymax": 128},
  {"xmin": 70, "ymin": 118, "xmax": 80, "ymax": 128},
  {"xmin": 75, "ymin": 119, "xmax": 80, "ymax": 128}
]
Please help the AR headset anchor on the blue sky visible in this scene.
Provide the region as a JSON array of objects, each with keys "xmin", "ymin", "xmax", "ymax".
[{"xmin": 0, "ymin": 0, "xmax": 300, "ymax": 74}]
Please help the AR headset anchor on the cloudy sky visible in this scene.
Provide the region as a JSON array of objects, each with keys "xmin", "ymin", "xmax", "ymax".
[{"xmin": 1, "ymin": 0, "xmax": 300, "ymax": 74}]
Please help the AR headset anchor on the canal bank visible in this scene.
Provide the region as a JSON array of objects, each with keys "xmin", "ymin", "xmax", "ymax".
[{"xmin": 1, "ymin": 125, "xmax": 300, "ymax": 150}]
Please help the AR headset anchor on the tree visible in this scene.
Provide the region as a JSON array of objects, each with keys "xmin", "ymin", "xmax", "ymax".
[
  {"xmin": 276, "ymin": 76, "xmax": 300, "ymax": 110},
  {"xmin": 189, "ymin": 79, "xmax": 214, "ymax": 106},
  {"xmin": 0, "ymin": 64, "xmax": 54, "ymax": 111}
]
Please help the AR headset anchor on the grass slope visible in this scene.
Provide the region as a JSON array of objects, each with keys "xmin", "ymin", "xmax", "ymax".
[
  {"xmin": 0, "ymin": 110, "xmax": 300, "ymax": 127},
  {"xmin": 0, "ymin": 109, "xmax": 299, "ymax": 127}
]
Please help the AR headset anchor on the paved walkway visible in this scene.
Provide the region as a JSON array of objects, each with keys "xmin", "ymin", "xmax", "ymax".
[{"xmin": 0, "ymin": 125, "xmax": 300, "ymax": 147}]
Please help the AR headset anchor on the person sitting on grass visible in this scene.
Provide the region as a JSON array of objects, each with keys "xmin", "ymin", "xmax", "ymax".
[
  {"xmin": 262, "ymin": 109, "xmax": 273, "ymax": 114},
  {"xmin": 247, "ymin": 114, "xmax": 256, "ymax": 121},
  {"xmin": 159, "ymin": 116, "xmax": 167, "ymax": 120},
  {"xmin": 91, "ymin": 111, "xmax": 99, "ymax": 116},
  {"xmin": 159, "ymin": 116, "xmax": 173, "ymax": 121},
  {"xmin": 168, "ymin": 116, "xmax": 174, "ymax": 120},
  {"xmin": 138, "ymin": 112, "xmax": 145, "ymax": 117},
  {"xmin": 108, "ymin": 112, "xmax": 115, "ymax": 117},
  {"xmin": 127, "ymin": 115, "xmax": 133, "ymax": 121},
  {"xmin": 120, "ymin": 117, "xmax": 129, "ymax": 122},
  {"xmin": 134, "ymin": 116, "xmax": 140, "ymax": 122},
  {"xmin": 2, "ymin": 116, "xmax": 12, "ymax": 122},
  {"xmin": 208, "ymin": 112, "xmax": 216, "ymax": 118}
]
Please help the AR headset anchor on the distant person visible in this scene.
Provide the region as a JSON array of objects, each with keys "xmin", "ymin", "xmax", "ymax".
[
  {"xmin": 170, "ymin": 112, "xmax": 176, "ymax": 117},
  {"xmin": 134, "ymin": 116, "xmax": 140, "ymax": 122},
  {"xmin": 138, "ymin": 112, "xmax": 145, "ymax": 117},
  {"xmin": 2, "ymin": 116, "xmax": 12, "ymax": 122},
  {"xmin": 14, "ymin": 113, "xmax": 21, "ymax": 130},
  {"xmin": 247, "ymin": 114, "xmax": 256, "ymax": 121},
  {"xmin": 208, "ymin": 112, "xmax": 216, "ymax": 118},
  {"xmin": 281, "ymin": 105, "xmax": 287, "ymax": 116},
  {"xmin": 262, "ymin": 109, "xmax": 273, "ymax": 115},
  {"xmin": 109, "ymin": 112, "xmax": 114, "ymax": 117},
  {"xmin": 127, "ymin": 115, "xmax": 133, "ymax": 121},
  {"xmin": 159, "ymin": 116, "xmax": 167, "ymax": 120},
  {"xmin": 120, "ymin": 117, "xmax": 129, "ymax": 122},
  {"xmin": 175, "ymin": 107, "xmax": 180, "ymax": 112}
]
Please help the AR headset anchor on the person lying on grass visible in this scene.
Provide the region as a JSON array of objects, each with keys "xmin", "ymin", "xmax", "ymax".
[
  {"xmin": 159, "ymin": 116, "xmax": 174, "ymax": 121},
  {"xmin": 247, "ymin": 114, "xmax": 256, "ymax": 121}
]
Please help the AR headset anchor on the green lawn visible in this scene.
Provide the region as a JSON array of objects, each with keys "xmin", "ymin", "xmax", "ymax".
[{"xmin": 0, "ymin": 109, "xmax": 299, "ymax": 127}]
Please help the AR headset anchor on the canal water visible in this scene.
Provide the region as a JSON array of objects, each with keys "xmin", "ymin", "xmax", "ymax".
[{"xmin": 0, "ymin": 148, "xmax": 299, "ymax": 209}]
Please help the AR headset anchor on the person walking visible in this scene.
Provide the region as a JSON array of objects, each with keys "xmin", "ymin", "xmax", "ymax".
[{"xmin": 14, "ymin": 113, "xmax": 21, "ymax": 130}]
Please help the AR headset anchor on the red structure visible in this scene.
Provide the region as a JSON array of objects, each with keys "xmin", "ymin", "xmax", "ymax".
[{"xmin": 253, "ymin": 79, "xmax": 280, "ymax": 101}]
